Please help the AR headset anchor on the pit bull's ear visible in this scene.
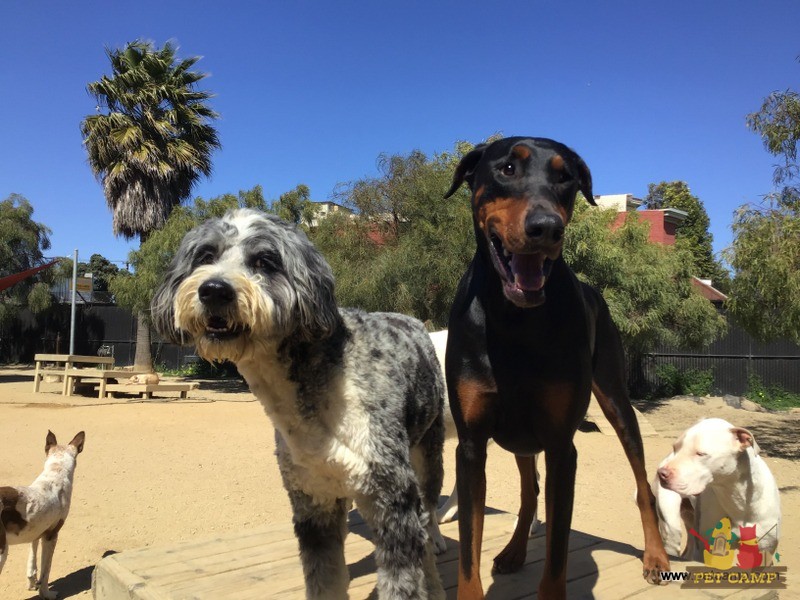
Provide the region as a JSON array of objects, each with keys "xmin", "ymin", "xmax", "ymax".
[
  {"xmin": 45, "ymin": 430, "xmax": 57, "ymax": 454},
  {"xmin": 69, "ymin": 431, "xmax": 86, "ymax": 454},
  {"xmin": 732, "ymin": 427, "xmax": 760, "ymax": 456},
  {"xmin": 444, "ymin": 144, "xmax": 487, "ymax": 198}
]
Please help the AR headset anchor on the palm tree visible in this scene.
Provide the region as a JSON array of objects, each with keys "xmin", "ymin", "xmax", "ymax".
[{"xmin": 81, "ymin": 40, "xmax": 220, "ymax": 369}]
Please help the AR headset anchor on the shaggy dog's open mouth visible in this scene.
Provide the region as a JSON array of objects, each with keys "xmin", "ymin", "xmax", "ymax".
[
  {"xmin": 488, "ymin": 233, "xmax": 555, "ymax": 308},
  {"xmin": 204, "ymin": 315, "xmax": 248, "ymax": 341}
]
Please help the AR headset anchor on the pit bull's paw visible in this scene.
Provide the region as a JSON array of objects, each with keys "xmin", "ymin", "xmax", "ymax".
[
  {"xmin": 643, "ymin": 549, "xmax": 670, "ymax": 585},
  {"xmin": 38, "ymin": 588, "xmax": 58, "ymax": 600}
]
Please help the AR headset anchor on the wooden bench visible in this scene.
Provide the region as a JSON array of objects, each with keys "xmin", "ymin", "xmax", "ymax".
[
  {"xmin": 66, "ymin": 369, "xmax": 151, "ymax": 398},
  {"xmin": 33, "ymin": 354, "xmax": 115, "ymax": 394},
  {"xmin": 102, "ymin": 382, "xmax": 199, "ymax": 399}
]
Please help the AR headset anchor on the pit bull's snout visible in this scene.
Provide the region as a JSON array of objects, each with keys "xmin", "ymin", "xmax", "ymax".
[
  {"xmin": 524, "ymin": 211, "xmax": 564, "ymax": 245},
  {"xmin": 198, "ymin": 279, "xmax": 235, "ymax": 310},
  {"xmin": 657, "ymin": 466, "xmax": 672, "ymax": 485}
]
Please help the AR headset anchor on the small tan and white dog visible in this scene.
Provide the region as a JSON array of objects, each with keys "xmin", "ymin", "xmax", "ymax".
[
  {"xmin": 128, "ymin": 372, "xmax": 160, "ymax": 385},
  {"xmin": 653, "ymin": 418, "xmax": 780, "ymax": 562},
  {"xmin": 0, "ymin": 431, "xmax": 85, "ymax": 599}
]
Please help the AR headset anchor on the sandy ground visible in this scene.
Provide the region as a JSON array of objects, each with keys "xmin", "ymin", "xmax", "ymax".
[{"xmin": 0, "ymin": 365, "xmax": 797, "ymax": 599}]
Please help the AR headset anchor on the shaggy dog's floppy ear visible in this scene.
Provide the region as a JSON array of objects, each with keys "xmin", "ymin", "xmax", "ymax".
[
  {"xmin": 151, "ymin": 226, "xmax": 207, "ymax": 345},
  {"xmin": 287, "ymin": 237, "xmax": 341, "ymax": 341}
]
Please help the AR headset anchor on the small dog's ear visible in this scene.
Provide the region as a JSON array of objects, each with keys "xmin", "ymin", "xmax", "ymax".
[
  {"xmin": 731, "ymin": 427, "xmax": 759, "ymax": 455},
  {"xmin": 69, "ymin": 431, "xmax": 86, "ymax": 454},
  {"xmin": 444, "ymin": 144, "xmax": 487, "ymax": 198},
  {"xmin": 45, "ymin": 430, "xmax": 57, "ymax": 454}
]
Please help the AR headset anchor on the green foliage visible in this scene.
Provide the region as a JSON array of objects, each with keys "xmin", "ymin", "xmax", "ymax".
[
  {"xmin": 564, "ymin": 201, "xmax": 727, "ymax": 354},
  {"xmin": 654, "ymin": 363, "xmax": 715, "ymax": 398},
  {"xmin": 746, "ymin": 373, "xmax": 800, "ymax": 410},
  {"xmin": 724, "ymin": 202, "xmax": 800, "ymax": 343},
  {"xmin": 746, "ymin": 60, "xmax": 800, "ymax": 210},
  {"xmin": 269, "ymin": 184, "xmax": 317, "ymax": 227},
  {"xmin": 156, "ymin": 358, "xmax": 238, "ymax": 379},
  {"xmin": 310, "ymin": 143, "xmax": 475, "ymax": 328},
  {"xmin": 729, "ymin": 64, "xmax": 800, "ymax": 344},
  {"xmin": 644, "ymin": 181, "xmax": 730, "ymax": 291},
  {"xmin": 81, "ymin": 40, "xmax": 221, "ymax": 240},
  {"xmin": 0, "ymin": 194, "xmax": 57, "ymax": 325}
]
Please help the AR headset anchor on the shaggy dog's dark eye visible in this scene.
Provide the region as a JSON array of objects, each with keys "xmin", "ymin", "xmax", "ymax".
[
  {"xmin": 253, "ymin": 253, "xmax": 282, "ymax": 274},
  {"xmin": 195, "ymin": 247, "xmax": 216, "ymax": 266},
  {"xmin": 501, "ymin": 163, "xmax": 515, "ymax": 176}
]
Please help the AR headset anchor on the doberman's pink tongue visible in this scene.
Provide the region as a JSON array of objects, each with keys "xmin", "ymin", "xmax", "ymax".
[{"xmin": 510, "ymin": 253, "xmax": 545, "ymax": 291}]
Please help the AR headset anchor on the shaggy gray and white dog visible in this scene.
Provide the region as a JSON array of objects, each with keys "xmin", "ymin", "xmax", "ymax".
[{"xmin": 151, "ymin": 209, "xmax": 446, "ymax": 600}]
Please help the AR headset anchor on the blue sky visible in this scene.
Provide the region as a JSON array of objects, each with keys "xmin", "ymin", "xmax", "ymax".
[{"xmin": 2, "ymin": 1, "xmax": 798, "ymax": 268}]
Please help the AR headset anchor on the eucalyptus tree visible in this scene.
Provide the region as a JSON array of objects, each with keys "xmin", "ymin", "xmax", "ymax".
[{"xmin": 81, "ymin": 40, "xmax": 220, "ymax": 368}]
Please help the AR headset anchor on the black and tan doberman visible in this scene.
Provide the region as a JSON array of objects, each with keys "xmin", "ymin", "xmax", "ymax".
[{"xmin": 443, "ymin": 136, "xmax": 669, "ymax": 599}]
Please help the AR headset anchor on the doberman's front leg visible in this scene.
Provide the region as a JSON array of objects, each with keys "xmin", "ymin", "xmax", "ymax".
[
  {"xmin": 539, "ymin": 443, "xmax": 578, "ymax": 600},
  {"xmin": 591, "ymin": 309, "xmax": 669, "ymax": 583},
  {"xmin": 493, "ymin": 454, "xmax": 539, "ymax": 574},
  {"xmin": 595, "ymin": 379, "xmax": 671, "ymax": 582},
  {"xmin": 455, "ymin": 437, "xmax": 488, "ymax": 599}
]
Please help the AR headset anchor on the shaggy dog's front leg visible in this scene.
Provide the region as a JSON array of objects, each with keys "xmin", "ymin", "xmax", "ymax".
[
  {"xmin": 357, "ymin": 468, "xmax": 444, "ymax": 600},
  {"xmin": 288, "ymin": 489, "xmax": 350, "ymax": 600}
]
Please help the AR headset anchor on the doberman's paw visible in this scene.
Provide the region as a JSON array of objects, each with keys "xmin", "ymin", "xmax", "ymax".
[
  {"xmin": 492, "ymin": 541, "xmax": 527, "ymax": 574},
  {"xmin": 643, "ymin": 548, "xmax": 670, "ymax": 585}
]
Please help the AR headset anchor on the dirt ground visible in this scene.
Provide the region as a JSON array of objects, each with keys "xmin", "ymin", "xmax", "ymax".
[{"xmin": 0, "ymin": 365, "xmax": 797, "ymax": 599}]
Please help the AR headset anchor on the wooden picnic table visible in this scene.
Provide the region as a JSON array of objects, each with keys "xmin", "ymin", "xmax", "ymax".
[{"xmin": 32, "ymin": 353, "xmax": 152, "ymax": 398}]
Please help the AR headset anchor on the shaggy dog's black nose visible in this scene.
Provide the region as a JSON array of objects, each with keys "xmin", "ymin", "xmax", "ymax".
[
  {"xmin": 198, "ymin": 279, "xmax": 235, "ymax": 309},
  {"xmin": 525, "ymin": 212, "xmax": 564, "ymax": 243}
]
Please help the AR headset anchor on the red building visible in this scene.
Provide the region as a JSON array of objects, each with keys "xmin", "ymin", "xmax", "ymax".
[{"xmin": 595, "ymin": 194, "xmax": 727, "ymax": 304}]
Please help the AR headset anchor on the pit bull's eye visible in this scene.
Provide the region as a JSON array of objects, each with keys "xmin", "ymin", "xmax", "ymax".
[
  {"xmin": 696, "ymin": 451, "xmax": 707, "ymax": 457},
  {"xmin": 501, "ymin": 163, "xmax": 515, "ymax": 176}
]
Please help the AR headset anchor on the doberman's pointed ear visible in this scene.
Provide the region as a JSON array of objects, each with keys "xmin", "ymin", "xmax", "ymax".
[
  {"xmin": 45, "ymin": 430, "xmax": 57, "ymax": 454},
  {"xmin": 574, "ymin": 153, "xmax": 596, "ymax": 206},
  {"xmin": 444, "ymin": 144, "xmax": 487, "ymax": 198}
]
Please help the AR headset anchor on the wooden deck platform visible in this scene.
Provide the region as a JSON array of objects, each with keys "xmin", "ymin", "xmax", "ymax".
[{"xmin": 92, "ymin": 511, "xmax": 778, "ymax": 599}]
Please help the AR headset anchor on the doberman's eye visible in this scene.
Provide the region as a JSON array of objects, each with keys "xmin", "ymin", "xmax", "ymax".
[
  {"xmin": 554, "ymin": 169, "xmax": 573, "ymax": 184},
  {"xmin": 501, "ymin": 163, "xmax": 515, "ymax": 176}
]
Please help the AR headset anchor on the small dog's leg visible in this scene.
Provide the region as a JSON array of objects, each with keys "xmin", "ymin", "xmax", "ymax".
[
  {"xmin": 493, "ymin": 454, "xmax": 540, "ymax": 574},
  {"xmin": 28, "ymin": 538, "xmax": 40, "ymax": 590},
  {"xmin": 436, "ymin": 483, "xmax": 458, "ymax": 524},
  {"xmin": 37, "ymin": 534, "xmax": 58, "ymax": 600}
]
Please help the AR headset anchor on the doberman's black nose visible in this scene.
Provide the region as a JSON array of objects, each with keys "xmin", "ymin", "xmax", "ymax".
[
  {"xmin": 524, "ymin": 212, "xmax": 565, "ymax": 244},
  {"xmin": 198, "ymin": 279, "xmax": 235, "ymax": 309}
]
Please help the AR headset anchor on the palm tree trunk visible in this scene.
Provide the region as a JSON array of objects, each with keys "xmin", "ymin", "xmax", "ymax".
[{"xmin": 133, "ymin": 310, "xmax": 153, "ymax": 371}]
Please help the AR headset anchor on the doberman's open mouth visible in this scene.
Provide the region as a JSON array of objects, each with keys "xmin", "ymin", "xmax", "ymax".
[
  {"xmin": 204, "ymin": 316, "xmax": 247, "ymax": 341},
  {"xmin": 489, "ymin": 234, "xmax": 554, "ymax": 307}
]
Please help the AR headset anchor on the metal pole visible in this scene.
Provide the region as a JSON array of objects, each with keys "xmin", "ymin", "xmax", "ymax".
[{"xmin": 69, "ymin": 249, "xmax": 78, "ymax": 355}]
